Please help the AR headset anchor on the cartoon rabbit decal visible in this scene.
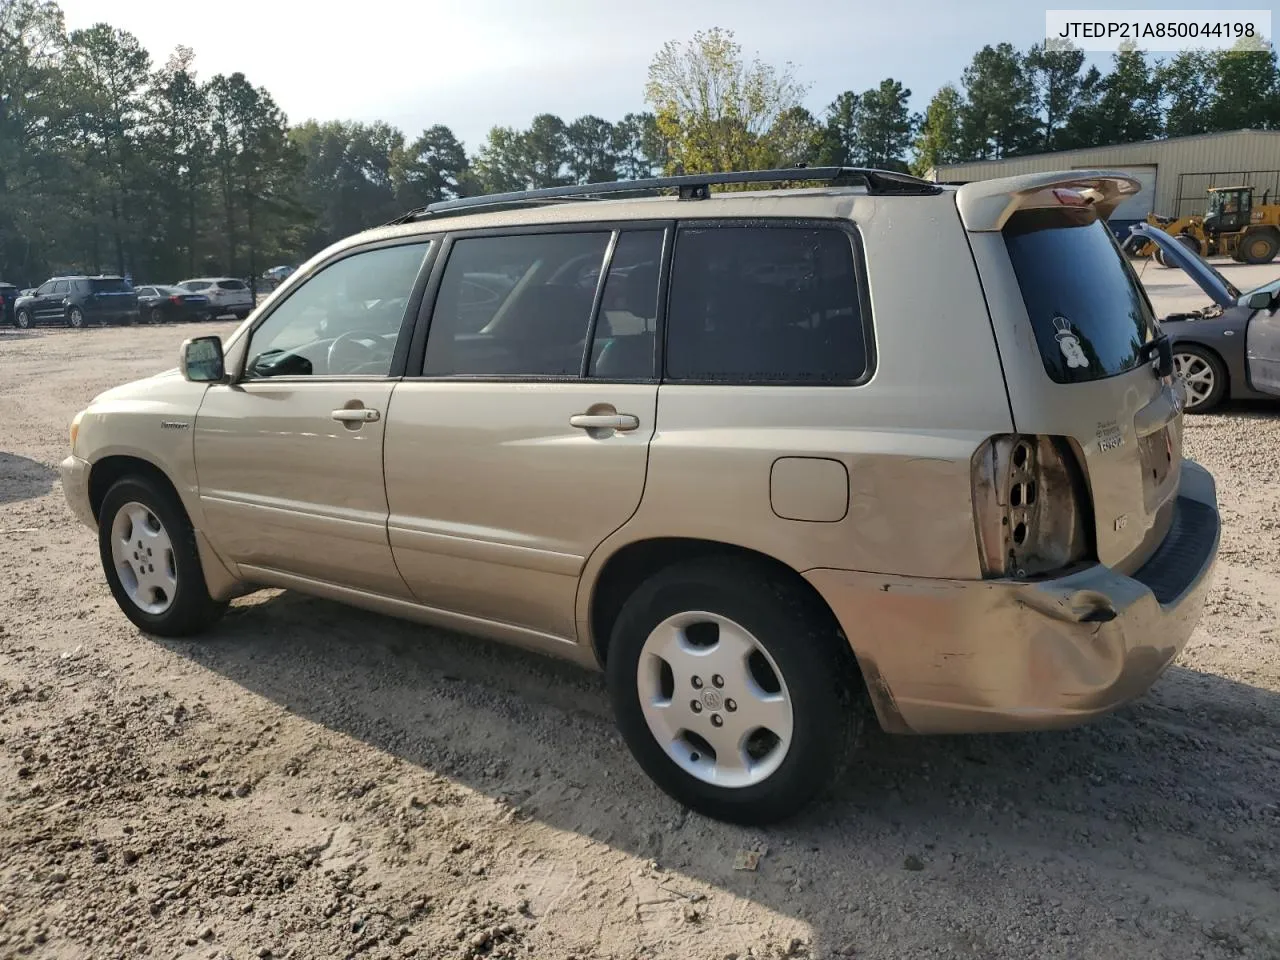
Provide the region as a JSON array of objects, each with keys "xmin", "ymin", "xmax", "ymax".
[{"xmin": 1053, "ymin": 315, "xmax": 1089, "ymax": 370}]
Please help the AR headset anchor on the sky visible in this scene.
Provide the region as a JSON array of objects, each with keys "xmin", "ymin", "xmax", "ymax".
[{"xmin": 56, "ymin": 0, "xmax": 1235, "ymax": 150}]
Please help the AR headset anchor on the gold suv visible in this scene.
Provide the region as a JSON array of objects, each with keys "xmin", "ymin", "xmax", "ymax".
[{"xmin": 62, "ymin": 168, "xmax": 1220, "ymax": 824}]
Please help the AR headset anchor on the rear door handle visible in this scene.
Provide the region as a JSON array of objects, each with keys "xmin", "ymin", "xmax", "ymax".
[
  {"xmin": 569, "ymin": 413, "xmax": 640, "ymax": 432},
  {"xmin": 331, "ymin": 408, "xmax": 380, "ymax": 423}
]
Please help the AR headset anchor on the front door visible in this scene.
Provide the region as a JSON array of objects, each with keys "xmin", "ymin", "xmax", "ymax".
[
  {"xmin": 35, "ymin": 280, "xmax": 65, "ymax": 321},
  {"xmin": 1247, "ymin": 295, "xmax": 1280, "ymax": 397},
  {"xmin": 383, "ymin": 226, "xmax": 667, "ymax": 640},
  {"xmin": 194, "ymin": 240, "xmax": 434, "ymax": 596}
]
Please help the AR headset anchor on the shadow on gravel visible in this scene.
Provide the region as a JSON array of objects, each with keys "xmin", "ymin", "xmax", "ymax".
[
  {"xmin": 157, "ymin": 591, "xmax": 1280, "ymax": 958},
  {"xmin": 0, "ymin": 452, "xmax": 57, "ymax": 505}
]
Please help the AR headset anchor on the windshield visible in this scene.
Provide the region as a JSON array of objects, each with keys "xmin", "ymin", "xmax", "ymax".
[{"xmin": 1005, "ymin": 207, "xmax": 1158, "ymax": 384}]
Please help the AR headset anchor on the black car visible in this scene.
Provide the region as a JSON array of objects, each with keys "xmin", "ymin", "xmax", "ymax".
[
  {"xmin": 135, "ymin": 284, "xmax": 214, "ymax": 323},
  {"xmin": 0, "ymin": 283, "xmax": 17, "ymax": 326},
  {"xmin": 13, "ymin": 276, "xmax": 139, "ymax": 328}
]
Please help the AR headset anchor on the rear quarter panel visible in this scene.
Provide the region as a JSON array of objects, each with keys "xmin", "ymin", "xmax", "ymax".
[{"xmin": 579, "ymin": 194, "xmax": 1016, "ymax": 635}]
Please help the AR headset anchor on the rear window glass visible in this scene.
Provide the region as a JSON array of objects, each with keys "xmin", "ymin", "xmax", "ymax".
[
  {"xmin": 665, "ymin": 225, "xmax": 868, "ymax": 384},
  {"xmin": 90, "ymin": 278, "xmax": 129, "ymax": 293},
  {"xmin": 217, "ymin": 280, "xmax": 247, "ymax": 290},
  {"xmin": 1004, "ymin": 208, "xmax": 1157, "ymax": 384}
]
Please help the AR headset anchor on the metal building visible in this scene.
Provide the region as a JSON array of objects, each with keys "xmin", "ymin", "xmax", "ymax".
[{"xmin": 927, "ymin": 129, "xmax": 1280, "ymax": 234}]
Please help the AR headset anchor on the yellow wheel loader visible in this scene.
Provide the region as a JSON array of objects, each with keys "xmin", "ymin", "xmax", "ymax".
[{"xmin": 1129, "ymin": 186, "xmax": 1280, "ymax": 266}]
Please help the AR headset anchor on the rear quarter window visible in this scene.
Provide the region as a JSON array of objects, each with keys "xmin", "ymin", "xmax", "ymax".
[
  {"xmin": 89, "ymin": 278, "xmax": 129, "ymax": 293},
  {"xmin": 217, "ymin": 280, "xmax": 247, "ymax": 290},
  {"xmin": 665, "ymin": 223, "xmax": 869, "ymax": 384},
  {"xmin": 1004, "ymin": 208, "xmax": 1157, "ymax": 384}
]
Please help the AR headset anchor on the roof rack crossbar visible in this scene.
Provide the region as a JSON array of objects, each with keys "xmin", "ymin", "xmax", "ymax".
[{"xmin": 386, "ymin": 166, "xmax": 941, "ymax": 224}]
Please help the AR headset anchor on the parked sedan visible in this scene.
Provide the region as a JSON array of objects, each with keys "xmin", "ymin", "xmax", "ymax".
[
  {"xmin": 1132, "ymin": 223, "xmax": 1280, "ymax": 412},
  {"xmin": 135, "ymin": 285, "xmax": 213, "ymax": 323}
]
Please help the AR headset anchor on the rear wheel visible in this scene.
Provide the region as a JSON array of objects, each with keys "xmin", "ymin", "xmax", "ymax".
[
  {"xmin": 98, "ymin": 475, "xmax": 227, "ymax": 637},
  {"xmin": 67, "ymin": 306, "xmax": 85, "ymax": 329},
  {"xmin": 1242, "ymin": 231, "xmax": 1279, "ymax": 265},
  {"xmin": 605, "ymin": 557, "xmax": 861, "ymax": 824},
  {"xmin": 1173, "ymin": 345, "xmax": 1227, "ymax": 413},
  {"xmin": 147, "ymin": 306, "xmax": 163, "ymax": 324},
  {"xmin": 15, "ymin": 309, "xmax": 31, "ymax": 329}
]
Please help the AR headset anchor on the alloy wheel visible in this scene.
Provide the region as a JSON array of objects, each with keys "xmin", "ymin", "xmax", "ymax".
[
  {"xmin": 636, "ymin": 611, "xmax": 793, "ymax": 789},
  {"xmin": 110, "ymin": 501, "xmax": 177, "ymax": 615}
]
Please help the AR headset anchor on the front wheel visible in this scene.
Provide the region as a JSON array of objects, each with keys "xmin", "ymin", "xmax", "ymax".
[
  {"xmin": 1174, "ymin": 345, "xmax": 1227, "ymax": 413},
  {"xmin": 606, "ymin": 557, "xmax": 861, "ymax": 825},
  {"xmin": 98, "ymin": 475, "xmax": 227, "ymax": 637},
  {"xmin": 67, "ymin": 306, "xmax": 85, "ymax": 328},
  {"xmin": 15, "ymin": 309, "xmax": 31, "ymax": 329}
]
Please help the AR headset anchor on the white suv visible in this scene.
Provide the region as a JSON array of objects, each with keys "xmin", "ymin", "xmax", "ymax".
[{"xmin": 177, "ymin": 277, "xmax": 254, "ymax": 319}]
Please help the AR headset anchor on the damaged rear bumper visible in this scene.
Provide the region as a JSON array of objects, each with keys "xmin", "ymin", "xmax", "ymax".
[{"xmin": 806, "ymin": 460, "xmax": 1220, "ymax": 735}]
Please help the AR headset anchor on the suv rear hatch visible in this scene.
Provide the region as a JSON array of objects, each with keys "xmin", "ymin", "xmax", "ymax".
[
  {"xmin": 87, "ymin": 277, "xmax": 138, "ymax": 307},
  {"xmin": 958, "ymin": 172, "xmax": 1182, "ymax": 574}
]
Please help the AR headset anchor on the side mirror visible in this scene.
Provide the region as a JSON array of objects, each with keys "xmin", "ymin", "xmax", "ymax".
[
  {"xmin": 180, "ymin": 335, "xmax": 225, "ymax": 383},
  {"xmin": 1247, "ymin": 290, "xmax": 1274, "ymax": 311}
]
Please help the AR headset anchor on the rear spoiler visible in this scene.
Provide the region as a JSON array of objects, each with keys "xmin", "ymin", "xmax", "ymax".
[{"xmin": 955, "ymin": 170, "xmax": 1142, "ymax": 232}]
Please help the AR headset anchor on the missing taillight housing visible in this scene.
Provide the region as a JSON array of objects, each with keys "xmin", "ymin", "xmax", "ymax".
[{"xmin": 971, "ymin": 434, "xmax": 1095, "ymax": 579}]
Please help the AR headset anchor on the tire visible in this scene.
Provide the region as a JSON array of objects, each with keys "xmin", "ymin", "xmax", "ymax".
[
  {"xmin": 605, "ymin": 556, "xmax": 861, "ymax": 825},
  {"xmin": 1242, "ymin": 231, "xmax": 1279, "ymax": 265},
  {"xmin": 98, "ymin": 475, "xmax": 227, "ymax": 637},
  {"xmin": 148, "ymin": 307, "xmax": 162, "ymax": 324},
  {"xmin": 15, "ymin": 309, "xmax": 31, "ymax": 330},
  {"xmin": 1176, "ymin": 233, "xmax": 1201, "ymax": 257},
  {"xmin": 67, "ymin": 306, "xmax": 85, "ymax": 328},
  {"xmin": 1173, "ymin": 344, "xmax": 1227, "ymax": 414}
]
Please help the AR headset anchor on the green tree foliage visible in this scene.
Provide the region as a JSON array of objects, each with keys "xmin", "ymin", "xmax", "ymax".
[
  {"xmin": 1024, "ymin": 43, "xmax": 1085, "ymax": 151},
  {"xmin": 1209, "ymin": 42, "xmax": 1280, "ymax": 131},
  {"xmin": 1158, "ymin": 51, "xmax": 1216, "ymax": 137},
  {"xmin": 960, "ymin": 43, "xmax": 1038, "ymax": 159},
  {"xmin": 816, "ymin": 91, "xmax": 859, "ymax": 165},
  {"xmin": 1061, "ymin": 45, "xmax": 1162, "ymax": 148},
  {"xmin": 4, "ymin": 9, "xmax": 1280, "ymax": 286},
  {"xmin": 644, "ymin": 27, "xmax": 809, "ymax": 172},
  {"xmin": 855, "ymin": 79, "xmax": 915, "ymax": 171},
  {"xmin": 565, "ymin": 115, "xmax": 619, "ymax": 184},
  {"xmin": 911, "ymin": 84, "xmax": 964, "ymax": 175},
  {"xmin": 614, "ymin": 111, "xmax": 667, "ymax": 179},
  {"xmin": 392, "ymin": 124, "xmax": 472, "ymax": 208}
]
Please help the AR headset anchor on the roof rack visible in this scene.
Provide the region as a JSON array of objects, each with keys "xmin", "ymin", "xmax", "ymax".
[{"xmin": 385, "ymin": 166, "xmax": 941, "ymax": 224}]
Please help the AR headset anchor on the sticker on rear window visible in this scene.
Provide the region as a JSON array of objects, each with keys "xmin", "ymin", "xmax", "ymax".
[{"xmin": 1053, "ymin": 315, "xmax": 1089, "ymax": 370}]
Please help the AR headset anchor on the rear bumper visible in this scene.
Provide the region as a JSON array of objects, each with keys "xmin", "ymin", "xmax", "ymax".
[{"xmin": 806, "ymin": 459, "xmax": 1220, "ymax": 735}]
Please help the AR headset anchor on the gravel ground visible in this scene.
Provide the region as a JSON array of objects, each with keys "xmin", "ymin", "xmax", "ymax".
[{"xmin": 1, "ymin": 292, "xmax": 1279, "ymax": 960}]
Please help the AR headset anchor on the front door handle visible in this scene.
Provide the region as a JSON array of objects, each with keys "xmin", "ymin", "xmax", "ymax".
[
  {"xmin": 331, "ymin": 407, "xmax": 380, "ymax": 423},
  {"xmin": 569, "ymin": 413, "xmax": 640, "ymax": 432}
]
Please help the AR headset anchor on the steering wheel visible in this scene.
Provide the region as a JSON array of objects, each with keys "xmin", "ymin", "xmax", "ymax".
[{"xmin": 327, "ymin": 329, "xmax": 391, "ymax": 374}]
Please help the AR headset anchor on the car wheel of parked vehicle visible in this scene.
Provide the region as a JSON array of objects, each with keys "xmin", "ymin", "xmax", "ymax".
[
  {"xmin": 1242, "ymin": 231, "xmax": 1279, "ymax": 265},
  {"xmin": 98, "ymin": 475, "xmax": 228, "ymax": 637},
  {"xmin": 15, "ymin": 309, "xmax": 31, "ymax": 329},
  {"xmin": 67, "ymin": 306, "xmax": 85, "ymax": 328},
  {"xmin": 605, "ymin": 557, "xmax": 860, "ymax": 825},
  {"xmin": 1173, "ymin": 345, "xmax": 1227, "ymax": 413},
  {"xmin": 147, "ymin": 307, "xmax": 162, "ymax": 324}
]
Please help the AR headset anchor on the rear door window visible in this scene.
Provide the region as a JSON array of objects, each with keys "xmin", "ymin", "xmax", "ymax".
[
  {"xmin": 665, "ymin": 224, "xmax": 869, "ymax": 384},
  {"xmin": 1003, "ymin": 208, "xmax": 1157, "ymax": 383}
]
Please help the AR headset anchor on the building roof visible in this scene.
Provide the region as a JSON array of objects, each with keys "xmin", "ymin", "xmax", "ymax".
[{"xmin": 928, "ymin": 128, "xmax": 1280, "ymax": 178}]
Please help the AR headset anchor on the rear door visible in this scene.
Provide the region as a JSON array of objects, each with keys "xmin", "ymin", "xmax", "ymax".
[{"xmin": 960, "ymin": 176, "xmax": 1181, "ymax": 573}]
